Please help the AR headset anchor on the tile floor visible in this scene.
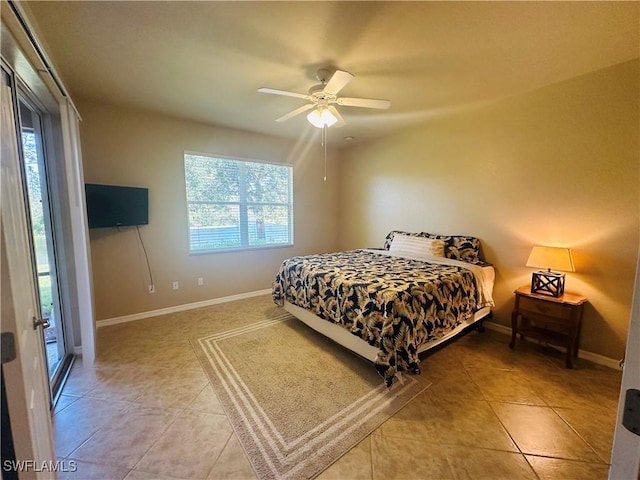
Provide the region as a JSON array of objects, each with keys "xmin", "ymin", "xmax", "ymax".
[{"xmin": 53, "ymin": 295, "xmax": 622, "ymax": 480}]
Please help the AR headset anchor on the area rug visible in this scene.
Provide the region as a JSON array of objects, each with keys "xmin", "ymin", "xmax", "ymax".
[{"xmin": 191, "ymin": 309, "xmax": 431, "ymax": 480}]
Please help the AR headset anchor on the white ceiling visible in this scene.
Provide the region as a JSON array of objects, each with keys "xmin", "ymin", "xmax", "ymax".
[{"xmin": 26, "ymin": 1, "xmax": 639, "ymax": 148}]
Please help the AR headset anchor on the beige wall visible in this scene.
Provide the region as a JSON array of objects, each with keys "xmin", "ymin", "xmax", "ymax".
[
  {"xmin": 337, "ymin": 60, "xmax": 639, "ymax": 361},
  {"xmin": 79, "ymin": 102, "xmax": 339, "ymax": 320},
  {"xmin": 81, "ymin": 60, "xmax": 638, "ymax": 360}
]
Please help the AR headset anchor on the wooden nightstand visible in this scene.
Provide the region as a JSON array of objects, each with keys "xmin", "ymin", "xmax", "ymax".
[{"xmin": 509, "ymin": 285, "xmax": 587, "ymax": 368}]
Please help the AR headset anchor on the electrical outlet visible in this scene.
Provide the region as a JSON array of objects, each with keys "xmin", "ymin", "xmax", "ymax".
[
  {"xmin": 148, "ymin": 284, "xmax": 155, "ymax": 294},
  {"xmin": 172, "ymin": 281, "xmax": 179, "ymax": 290},
  {"xmin": 197, "ymin": 277, "xmax": 204, "ymax": 286}
]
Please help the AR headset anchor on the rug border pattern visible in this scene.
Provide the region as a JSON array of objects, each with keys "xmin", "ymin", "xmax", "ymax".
[{"xmin": 193, "ymin": 312, "xmax": 430, "ymax": 480}]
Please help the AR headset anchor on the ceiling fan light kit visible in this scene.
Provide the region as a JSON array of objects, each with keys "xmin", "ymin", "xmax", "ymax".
[{"xmin": 306, "ymin": 107, "xmax": 338, "ymax": 128}]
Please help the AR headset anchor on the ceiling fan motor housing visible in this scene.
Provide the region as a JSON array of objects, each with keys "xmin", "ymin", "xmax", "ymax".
[{"xmin": 308, "ymin": 84, "xmax": 336, "ymax": 105}]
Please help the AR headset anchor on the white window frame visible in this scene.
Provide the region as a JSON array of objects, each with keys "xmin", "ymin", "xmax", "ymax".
[{"xmin": 184, "ymin": 151, "xmax": 294, "ymax": 253}]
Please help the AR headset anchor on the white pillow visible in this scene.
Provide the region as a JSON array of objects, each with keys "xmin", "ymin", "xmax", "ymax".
[{"xmin": 389, "ymin": 233, "xmax": 445, "ymax": 258}]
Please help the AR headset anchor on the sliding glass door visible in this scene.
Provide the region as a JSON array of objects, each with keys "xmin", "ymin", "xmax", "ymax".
[{"xmin": 17, "ymin": 92, "xmax": 72, "ymax": 400}]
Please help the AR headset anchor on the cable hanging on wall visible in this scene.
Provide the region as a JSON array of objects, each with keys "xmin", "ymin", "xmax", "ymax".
[{"xmin": 135, "ymin": 225, "xmax": 154, "ymax": 290}]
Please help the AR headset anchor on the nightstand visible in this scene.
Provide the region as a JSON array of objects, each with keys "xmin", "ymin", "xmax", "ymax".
[{"xmin": 509, "ymin": 285, "xmax": 587, "ymax": 368}]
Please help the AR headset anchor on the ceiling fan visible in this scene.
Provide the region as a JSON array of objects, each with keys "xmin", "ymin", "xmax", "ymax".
[{"xmin": 258, "ymin": 68, "xmax": 391, "ymax": 128}]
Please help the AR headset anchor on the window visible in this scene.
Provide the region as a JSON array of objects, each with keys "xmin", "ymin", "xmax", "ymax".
[{"xmin": 184, "ymin": 153, "xmax": 293, "ymax": 252}]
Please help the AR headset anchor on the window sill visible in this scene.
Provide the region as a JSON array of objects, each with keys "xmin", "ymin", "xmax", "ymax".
[{"xmin": 189, "ymin": 243, "xmax": 294, "ymax": 255}]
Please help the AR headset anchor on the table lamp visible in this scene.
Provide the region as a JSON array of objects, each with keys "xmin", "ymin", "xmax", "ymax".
[{"xmin": 526, "ymin": 246, "xmax": 575, "ymax": 297}]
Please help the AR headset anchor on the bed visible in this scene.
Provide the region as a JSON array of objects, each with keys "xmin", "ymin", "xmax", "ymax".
[{"xmin": 272, "ymin": 231, "xmax": 495, "ymax": 386}]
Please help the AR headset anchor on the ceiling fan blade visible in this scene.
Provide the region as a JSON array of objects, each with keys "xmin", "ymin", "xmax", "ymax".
[
  {"xmin": 337, "ymin": 97, "xmax": 391, "ymax": 109},
  {"xmin": 275, "ymin": 103, "xmax": 314, "ymax": 122},
  {"xmin": 327, "ymin": 106, "xmax": 346, "ymax": 128},
  {"xmin": 258, "ymin": 87, "xmax": 310, "ymax": 100},
  {"xmin": 323, "ymin": 70, "xmax": 354, "ymax": 95}
]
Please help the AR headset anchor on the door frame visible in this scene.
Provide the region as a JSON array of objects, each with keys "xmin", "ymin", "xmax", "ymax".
[
  {"xmin": 1, "ymin": 63, "xmax": 56, "ymax": 479},
  {"xmin": 609, "ymin": 249, "xmax": 640, "ymax": 478},
  {"xmin": 15, "ymin": 85, "xmax": 75, "ymax": 401}
]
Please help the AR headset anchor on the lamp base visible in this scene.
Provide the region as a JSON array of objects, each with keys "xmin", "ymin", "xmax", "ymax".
[{"xmin": 531, "ymin": 271, "xmax": 565, "ymax": 298}]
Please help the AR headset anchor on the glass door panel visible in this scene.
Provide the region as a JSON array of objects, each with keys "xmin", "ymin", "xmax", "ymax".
[{"xmin": 17, "ymin": 96, "xmax": 69, "ymax": 387}]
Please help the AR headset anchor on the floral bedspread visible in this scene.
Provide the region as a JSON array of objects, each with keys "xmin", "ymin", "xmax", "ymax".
[{"xmin": 272, "ymin": 249, "xmax": 491, "ymax": 387}]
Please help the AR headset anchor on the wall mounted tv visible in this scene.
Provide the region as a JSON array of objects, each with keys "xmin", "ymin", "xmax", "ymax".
[{"xmin": 85, "ymin": 183, "xmax": 149, "ymax": 229}]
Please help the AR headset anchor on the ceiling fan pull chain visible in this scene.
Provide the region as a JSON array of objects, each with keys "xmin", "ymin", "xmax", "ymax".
[{"xmin": 323, "ymin": 125, "xmax": 328, "ymax": 182}]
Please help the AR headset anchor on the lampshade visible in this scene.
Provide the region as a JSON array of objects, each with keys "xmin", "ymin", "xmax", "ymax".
[
  {"xmin": 306, "ymin": 108, "xmax": 337, "ymax": 128},
  {"xmin": 526, "ymin": 246, "xmax": 575, "ymax": 272}
]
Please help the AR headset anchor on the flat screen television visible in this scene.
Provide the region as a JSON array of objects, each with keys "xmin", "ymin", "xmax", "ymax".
[{"xmin": 85, "ymin": 183, "xmax": 149, "ymax": 229}]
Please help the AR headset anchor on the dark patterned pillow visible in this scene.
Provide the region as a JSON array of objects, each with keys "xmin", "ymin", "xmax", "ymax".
[
  {"xmin": 383, "ymin": 230, "xmax": 488, "ymax": 265},
  {"xmin": 423, "ymin": 233, "xmax": 484, "ymax": 265},
  {"xmin": 383, "ymin": 231, "xmax": 429, "ymax": 250}
]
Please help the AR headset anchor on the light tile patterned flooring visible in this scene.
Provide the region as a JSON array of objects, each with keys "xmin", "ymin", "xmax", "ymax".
[{"xmin": 54, "ymin": 295, "xmax": 622, "ymax": 479}]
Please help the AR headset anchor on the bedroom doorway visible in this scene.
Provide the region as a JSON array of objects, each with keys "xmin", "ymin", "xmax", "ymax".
[{"xmin": 16, "ymin": 92, "xmax": 73, "ymax": 402}]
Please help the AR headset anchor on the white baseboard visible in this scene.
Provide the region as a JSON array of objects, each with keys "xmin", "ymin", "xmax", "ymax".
[
  {"xmin": 96, "ymin": 289, "xmax": 272, "ymax": 328},
  {"xmin": 484, "ymin": 321, "xmax": 622, "ymax": 370}
]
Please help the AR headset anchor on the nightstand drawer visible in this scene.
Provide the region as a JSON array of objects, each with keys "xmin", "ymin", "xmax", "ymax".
[{"xmin": 518, "ymin": 296, "xmax": 572, "ymax": 319}]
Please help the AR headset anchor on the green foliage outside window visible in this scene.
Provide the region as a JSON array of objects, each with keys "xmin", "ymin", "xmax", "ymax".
[{"xmin": 184, "ymin": 153, "xmax": 293, "ymax": 252}]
